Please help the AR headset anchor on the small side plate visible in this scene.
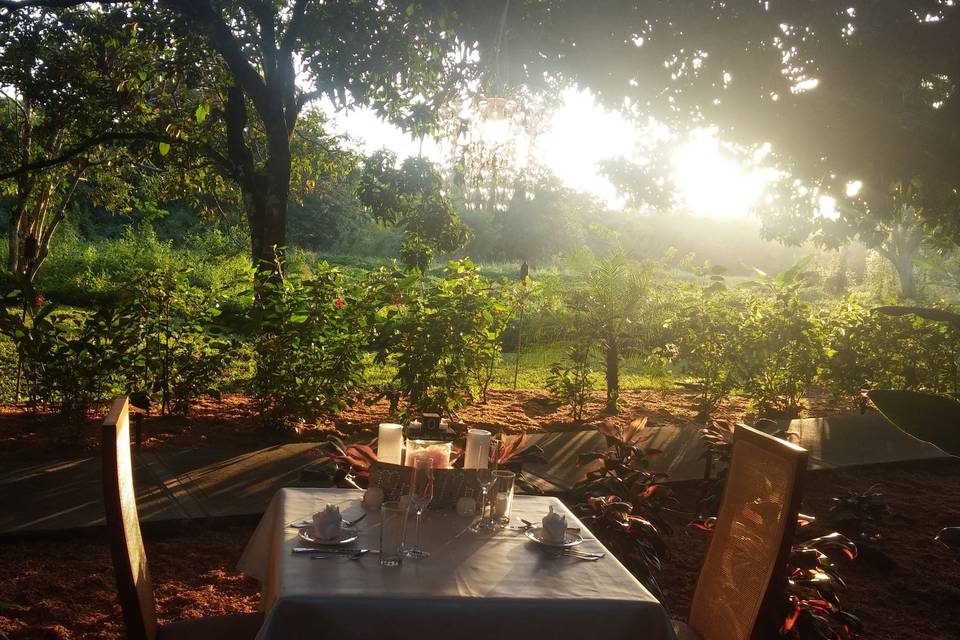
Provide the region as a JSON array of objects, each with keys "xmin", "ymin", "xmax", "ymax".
[
  {"xmin": 298, "ymin": 527, "xmax": 359, "ymax": 546},
  {"xmin": 525, "ymin": 526, "xmax": 583, "ymax": 548}
]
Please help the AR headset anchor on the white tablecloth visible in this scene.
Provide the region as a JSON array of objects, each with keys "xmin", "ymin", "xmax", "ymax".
[{"xmin": 238, "ymin": 488, "xmax": 676, "ymax": 640}]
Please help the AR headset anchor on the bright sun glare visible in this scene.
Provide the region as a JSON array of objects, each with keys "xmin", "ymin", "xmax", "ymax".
[
  {"xmin": 326, "ymin": 89, "xmax": 772, "ymax": 219},
  {"xmin": 670, "ymin": 130, "xmax": 774, "ymax": 219}
]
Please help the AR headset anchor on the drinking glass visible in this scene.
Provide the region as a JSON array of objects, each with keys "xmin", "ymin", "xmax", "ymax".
[
  {"xmin": 470, "ymin": 468, "xmax": 499, "ymax": 532},
  {"xmin": 404, "ymin": 455, "xmax": 435, "ymax": 559},
  {"xmin": 379, "ymin": 501, "xmax": 406, "ymax": 567},
  {"xmin": 491, "ymin": 470, "xmax": 516, "ymax": 525}
]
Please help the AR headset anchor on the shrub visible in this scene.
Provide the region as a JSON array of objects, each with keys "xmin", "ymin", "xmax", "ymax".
[
  {"xmin": 821, "ymin": 299, "xmax": 960, "ymax": 399},
  {"xmin": 250, "ymin": 263, "xmax": 370, "ymax": 428},
  {"xmin": 570, "ymin": 418, "xmax": 674, "ymax": 602},
  {"xmin": 673, "ymin": 272, "xmax": 743, "ymax": 416},
  {"xmin": 0, "ymin": 290, "xmax": 129, "ymax": 429},
  {"xmin": 0, "ymin": 333, "xmax": 16, "ymax": 403},
  {"xmin": 738, "ymin": 260, "xmax": 823, "ymax": 417},
  {"xmin": 564, "ymin": 248, "xmax": 650, "ymax": 413},
  {"xmin": 546, "ymin": 342, "xmax": 594, "ymax": 421},
  {"xmin": 376, "ymin": 259, "xmax": 514, "ymax": 418},
  {"xmin": 114, "ymin": 267, "xmax": 237, "ymax": 416}
]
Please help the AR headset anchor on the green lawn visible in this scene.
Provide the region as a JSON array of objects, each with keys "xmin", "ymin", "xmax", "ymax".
[{"xmin": 493, "ymin": 344, "xmax": 675, "ymax": 390}]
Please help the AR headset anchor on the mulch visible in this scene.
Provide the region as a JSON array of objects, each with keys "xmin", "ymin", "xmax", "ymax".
[
  {"xmin": 660, "ymin": 458, "xmax": 960, "ymax": 640},
  {"xmin": 1, "ymin": 390, "xmax": 955, "ymax": 640},
  {"xmin": 0, "ymin": 387, "xmax": 854, "ymax": 464}
]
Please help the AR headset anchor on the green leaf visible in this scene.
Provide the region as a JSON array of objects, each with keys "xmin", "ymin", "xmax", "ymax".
[
  {"xmin": 195, "ymin": 103, "xmax": 210, "ymax": 124},
  {"xmin": 406, "ymin": 3, "xmax": 415, "ymax": 16},
  {"xmin": 158, "ymin": 142, "xmax": 171, "ymax": 156}
]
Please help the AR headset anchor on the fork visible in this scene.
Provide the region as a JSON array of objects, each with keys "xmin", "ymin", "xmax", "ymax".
[
  {"xmin": 288, "ymin": 513, "xmax": 367, "ymax": 529},
  {"xmin": 311, "ymin": 550, "xmax": 368, "ymax": 560},
  {"xmin": 548, "ymin": 549, "xmax": 605, "ymax": 561}
]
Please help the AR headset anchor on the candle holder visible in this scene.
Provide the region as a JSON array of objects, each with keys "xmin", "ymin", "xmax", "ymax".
[
  {"xmin": 370, "ymin": 460, "xmax": 472, "ymax": 510},
  {"xmin": 405, "ymin": 439, "xmax": 452, "ymax": 469}
]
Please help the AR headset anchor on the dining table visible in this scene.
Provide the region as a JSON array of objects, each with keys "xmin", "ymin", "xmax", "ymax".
[{"xmin": 237, "ymin": 487, "xmax": 677, "ymax": 640}]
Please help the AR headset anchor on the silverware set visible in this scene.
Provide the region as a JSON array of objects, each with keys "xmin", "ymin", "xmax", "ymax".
[{"xmin": 546, "ymin": 549, "xmax": 605, "ymax": 561}]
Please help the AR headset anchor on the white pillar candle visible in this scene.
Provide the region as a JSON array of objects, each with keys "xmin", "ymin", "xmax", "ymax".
[
  {"xmin": 464, "ymin": 428, "xmax": 492, "ymax": 469},
  {"xmin": 377, "ymin": 423, "xmax": 404, "ymax": 465},
  {"xmin": 494, "ymin": 493, "xmax": 509, "ymax": 518}
]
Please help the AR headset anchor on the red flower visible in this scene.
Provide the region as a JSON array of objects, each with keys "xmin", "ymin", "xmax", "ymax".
[
  {"xmin": 335, "ymin": 297, "xmax": 345, "ymax": 309},
  {"xmin": 33, "ymin": 291, "xmax": 44, "ymax": 306}
]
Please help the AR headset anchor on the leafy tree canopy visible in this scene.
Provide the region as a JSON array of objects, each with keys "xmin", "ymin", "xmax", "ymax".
[{"xmin": 358, "ymin": 150, "xmax": 468, "ymax": 271}]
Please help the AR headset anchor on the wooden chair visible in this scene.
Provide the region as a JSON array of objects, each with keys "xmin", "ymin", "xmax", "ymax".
[
  {"xmin": 674, "ymin": 424, "xmax": 808, "ymax": 640},
  {"xmin": 102, "ymin": 397, "xmax": 264, "ymax": 640}
]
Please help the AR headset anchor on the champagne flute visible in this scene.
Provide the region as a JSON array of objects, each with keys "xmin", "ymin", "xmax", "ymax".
[
  {"xmin": 470, "ymin": 468, "xmax": 499, "ymax": 532},
  {"xmin": 404, "ymin": 455, "xmax": 434, "ymax": 559}
]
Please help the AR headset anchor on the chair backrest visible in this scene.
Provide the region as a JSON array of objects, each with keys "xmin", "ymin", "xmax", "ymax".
[
  {"xmin": 102, "ymin": 396, "xmax": 158, "ymax": 640},
  {"xmin": 688, "ymin": 424, "xmax": 808, "ymax": 640}
]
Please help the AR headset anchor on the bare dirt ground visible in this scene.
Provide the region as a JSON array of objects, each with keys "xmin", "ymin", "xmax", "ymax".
[{"xmin": 3, "ymin": 389, "xmax": 954, "ymax": 640}]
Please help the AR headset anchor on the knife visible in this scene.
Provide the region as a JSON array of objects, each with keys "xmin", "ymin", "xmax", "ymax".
[{"xmin": 293, "ymin": 547, "xmax": 377, "ymax": 554}]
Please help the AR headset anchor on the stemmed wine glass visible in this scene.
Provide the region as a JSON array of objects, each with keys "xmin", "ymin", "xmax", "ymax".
[
  {"xmin": 470, "ymin": 467, "xmax": 499, "ymax": 532},
  {"xmin": 404, "ymin": 455, "xmax": 434, "ymax": 559}
]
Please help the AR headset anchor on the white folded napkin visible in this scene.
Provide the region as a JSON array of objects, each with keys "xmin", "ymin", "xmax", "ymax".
[
  {"xmin": 313, "ymin": 505, "xmax": 343, "ymax": 540},
  {"xmin": 542, "ymin": 505, "xmax": 567, "ymax": 544}
]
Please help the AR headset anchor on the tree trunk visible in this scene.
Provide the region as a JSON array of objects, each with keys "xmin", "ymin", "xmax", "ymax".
[
  {"xmin": 224, "ymin": 83, "xmax": 291, "ymax": 290},
  {"xmin": 605, "ymin": 341, "xmax": 619, "ymax": 413},
  {"xmin": 893, "ymin": 254, "xmax": 917, "ymax": 300},
  {"xmin": 245, "ymin": 139, "xmax": 290, "ymax": 287},
  {"xmin": 881, "ymin": 208, "xmax": 923, "ymax": 301}
]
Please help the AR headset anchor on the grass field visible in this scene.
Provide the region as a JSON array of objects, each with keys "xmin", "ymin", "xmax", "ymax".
[{"xmin": 493, "ymin": 345, "xmax": 675, "ymax": 390}]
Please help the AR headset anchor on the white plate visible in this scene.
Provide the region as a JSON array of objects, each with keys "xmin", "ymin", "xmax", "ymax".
[
  {"xmin": 298, "ymin": 527, "xmax": 359, "ymax": 546},
  {"xmin": 524, "ymin": 526, "xmax": 583, "ymax": 548}
]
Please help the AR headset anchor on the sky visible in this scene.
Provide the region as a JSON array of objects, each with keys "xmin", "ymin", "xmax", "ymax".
[{"xmin": 322, "ymin": 87, "xmax": 774, "ymax": 219}]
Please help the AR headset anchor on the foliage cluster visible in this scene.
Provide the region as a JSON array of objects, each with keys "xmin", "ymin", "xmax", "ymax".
[
  {"xmin": 250, "ymin": 262, "xmax": 376, "ymax": 430},
  {"xmin": 0, "ymin": 262, "xmax": 235, "ymax": 427},
  {"xmin": 570, "ymin": 418, "xmax": 674, "ymax": 602},
  {"xmin": 0, "ymin": 256, "xmax": 522, "ymax": 429},
  {"xmin": 546, "ymin": 343, "xmax": 594, "ymax": 422},
  {"xmin": 671, "ymin": 258, "xmax": 960, "ymax": 418},
  {"xmin": 373, "ymin": 259, "xmax": 516, "ymax": 419},
  {"xmin": 546, "ymin": 248, "xmax": 660, "ymax": 415},
  {"xmin": 3, "ymin": 239, "xmax": 960, "ymax": 427}
]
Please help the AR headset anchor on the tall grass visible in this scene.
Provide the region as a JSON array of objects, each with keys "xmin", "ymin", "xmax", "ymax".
[{"xmin": 31, "ymin": 222, "xmax": 254, "ymax": 309}]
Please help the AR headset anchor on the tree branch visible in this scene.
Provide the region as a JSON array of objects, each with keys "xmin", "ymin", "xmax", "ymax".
[
  {"xmin": 162, "ymin": 0, "xmax": 270, "ymax": 114},
  {"xmin": 252, "ymin": 1, "xmax": 278, "ymax": 82},
  {"xmin": 0, "ymin": 0, "xmax": 125, "ymax": 8},
  {"xmin": 296, "ymin": 88, "xmax": 325, "ymax": 110},
  {"xmin": 225, "ymin": 84, "xmax": 257, "ymax": 187},
  {"xmin": 0, "ymin": 131, "xmax": 204, "ymax": 181},
  {"xmin": 280, "ymin": 0, "xmax": 309, "ymax": 54}
]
